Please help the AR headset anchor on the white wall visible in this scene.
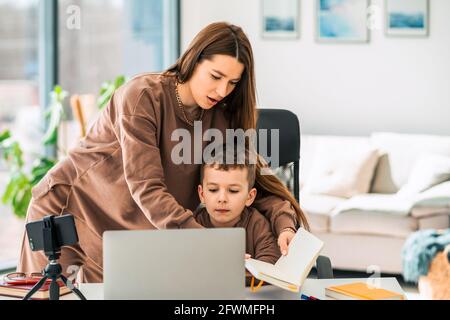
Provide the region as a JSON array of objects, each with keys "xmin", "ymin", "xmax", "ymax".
[{"xmin": 181, "ymin": 0, "xmax": 450, "ymax": 136}]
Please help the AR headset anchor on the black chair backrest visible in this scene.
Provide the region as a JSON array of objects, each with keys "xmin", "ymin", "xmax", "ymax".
[
  {"xmin": 256, "ymin": 109, "xmax": 300, "ymax": 202},
  {"xmin": 256, "ymin": 109, "xmax": 300, "ymax": 166}
]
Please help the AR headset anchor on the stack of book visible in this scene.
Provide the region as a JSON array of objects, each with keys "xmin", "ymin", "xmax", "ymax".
[
  {"xmin": 325, "ymin": 282, "xmax": 405, "ymax": 300},
  {"xmin": 0, "ymin": 278, "xmax": 71, "ymax": 300}
]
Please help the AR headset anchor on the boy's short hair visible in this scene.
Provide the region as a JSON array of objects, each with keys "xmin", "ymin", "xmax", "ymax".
[{"xmin": 200, "ymin": 144, "xmax": 257, "ymax": 189}]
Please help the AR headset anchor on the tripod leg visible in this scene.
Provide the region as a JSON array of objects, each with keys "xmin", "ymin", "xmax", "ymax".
[
  {"xmin": 23, "ymin": 276, "xmax": 48, "ymax": 300},
  {"xmin": 60, "ymin": 274, "xmax": 87, "ymax": 300},
  {"xmin": 49, "ymin": 278, "xmax": 60, "ymax": 300}
]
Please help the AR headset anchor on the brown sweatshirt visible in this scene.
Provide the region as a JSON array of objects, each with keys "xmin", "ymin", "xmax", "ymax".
[
  {"xmin": 194, "ymin": 206, "xmax": 281, "ymax": 265},
  {"xmin": 30, "ymin": 73, "xmax": 297, "ymax": 268}
]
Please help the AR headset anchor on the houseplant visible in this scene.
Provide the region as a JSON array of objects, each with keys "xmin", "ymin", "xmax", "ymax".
[
  {"xmin": 0, "ymin": 76, "xmax": 127, "ymax": 219},
  {"xmin": 0, "ymin": 86, "xmax": 66, "ymax": 218}
]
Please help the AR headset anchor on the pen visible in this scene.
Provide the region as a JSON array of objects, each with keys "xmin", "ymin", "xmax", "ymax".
[{"xmin": 301, "ymin": 294, "xmax": 320, "ymax": 300}]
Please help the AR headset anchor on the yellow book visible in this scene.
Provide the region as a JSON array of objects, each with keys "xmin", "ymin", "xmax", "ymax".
[{"xmin": 325, "ymin": 282, "xmax": 405, "ymax": 300}]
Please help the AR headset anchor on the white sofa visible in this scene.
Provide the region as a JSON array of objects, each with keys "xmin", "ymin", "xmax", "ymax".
[{"xmin": 300, "ymin": 132, "xmax": 450, "ymax": 274}]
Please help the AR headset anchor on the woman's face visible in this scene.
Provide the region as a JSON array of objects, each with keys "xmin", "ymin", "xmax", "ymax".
[{"xmin": 188, "ymin": 54, "xmax": 245, "ymax": 110}]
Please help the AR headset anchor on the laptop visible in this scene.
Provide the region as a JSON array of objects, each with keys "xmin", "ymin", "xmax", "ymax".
[{"xmin": 103, "ymin": 228, "xmax": 246, "ymax": 300}]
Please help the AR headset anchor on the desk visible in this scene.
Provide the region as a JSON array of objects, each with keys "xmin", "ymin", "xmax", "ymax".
[
  {"xmin": 24, "ymin": 277, "xmax": 403, "ymax": 300},
  {"xmin": 247, "ymin": 278, "xmax": 405, "ymax": 300}
]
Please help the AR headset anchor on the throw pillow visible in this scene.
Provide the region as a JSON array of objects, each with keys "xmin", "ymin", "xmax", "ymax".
[
  {"xmin": 303, "ymin": 143, "xmax": 380, "ymax": 198},
  {"xmin": 397, "ymin": 154, "xmax": 450, "ymax": 196}
]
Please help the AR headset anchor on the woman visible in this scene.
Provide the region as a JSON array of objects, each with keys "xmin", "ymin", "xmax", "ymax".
[{"xmin": 18, "ymin": 22, "xmax": 308, "ymax": 283}]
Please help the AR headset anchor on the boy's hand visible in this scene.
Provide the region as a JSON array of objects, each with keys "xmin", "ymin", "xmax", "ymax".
[
  {"xmin": 245, "ymin": 254, "xmax": 251, "ymax": 260},
  {"xmin": 278, "ymin": 229, "xmax": 296, "ymax": 256}
]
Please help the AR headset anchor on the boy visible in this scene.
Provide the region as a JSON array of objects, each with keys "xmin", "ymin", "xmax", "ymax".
[{"xmin": 194, "ymin": 147, "xmax": 281, "ymax": 265}]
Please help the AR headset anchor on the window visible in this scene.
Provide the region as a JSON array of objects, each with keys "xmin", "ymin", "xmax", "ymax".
[
  {"xmin": 0, "ymin": 0, "xmax": 40, "ymax": 271},
  {"xmin": 56, "ymin": 0, "xmax": 178, "ymax": 154},
  {"xmin": 58, "ymin": 0, "xmax": 179, "ymax": 96}
]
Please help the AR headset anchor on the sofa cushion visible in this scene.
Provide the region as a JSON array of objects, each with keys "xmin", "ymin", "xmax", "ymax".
[
  {"xmin": 331, "ymin": 181, "xmax": 450, "ymax": 218},
  {"xmin": 329, "ymin": 191, "xmax": 450, "ymax": 237},
  {"xmin": 330, "ymin": 210, "xmax": 419, "ymax": 238},
  {"xmin": 315, "ymin": 232, "xmax": 406, "ymax": 273},
  {"xmin": 331, "ymin": 194, "xmax": 415, "ymax": 217},
  {"xmin": 398, "ymin": 154, "xmax": 450, "ymax": 196},
  {"xmin": 302, "ymin": 138, "xmax": 379, "ymax": 198},
  {"xmin": 370, "ymin": 132, "xmax": 450, "ymax": 193},
  {"xmin": 411, "ymin": 207, "xmax": 450, "ymax": 219},
  {"xmin": 411, "ymin": 181, "xmax": 450, "ymax": 209},
  {"xmin": 300, "ymin": 135, "xmax": 370, "ymax": 190},
  {"xmin": 300, "ymin": 193, "xmax": 346, "ymax": 233},
  {"xmin": 417, "ymin": 215, "xmax": 450, "ymax": 230}
]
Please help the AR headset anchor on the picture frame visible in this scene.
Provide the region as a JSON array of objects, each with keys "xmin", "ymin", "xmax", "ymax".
[
  {"xmin": 385, "ymin": 0, "xmax": 429, "ymax": 37},
  {"xmin": 262, "ymin": 0, "xmax": 300, "ymax": 39},
  {"xmin": 316, "ymin": 0, "xmax": 369, "ymax": 43}
]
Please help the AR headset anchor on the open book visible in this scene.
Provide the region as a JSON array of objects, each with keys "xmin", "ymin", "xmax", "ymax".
[{"xmin": 245, "ymin": 228, "xmax": 324, "ymax": 292}]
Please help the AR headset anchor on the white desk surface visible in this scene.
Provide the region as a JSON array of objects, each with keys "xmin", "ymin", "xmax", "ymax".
[{"xmin": 2, "ymin": 277, "xmax": 403, "ymax": 301}]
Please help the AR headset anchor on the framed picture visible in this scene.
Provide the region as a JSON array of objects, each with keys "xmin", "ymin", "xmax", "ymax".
[
  {"xmin": 262, "ymin": 0, "xmax": 300, "ymax": 39},
  {"xmin": 386, "ymin": 0, "xmax": 429, "ymax": 37},
  {"xmin": 316, "ymin": 0, "xmax": 369, "ymax": 43}
]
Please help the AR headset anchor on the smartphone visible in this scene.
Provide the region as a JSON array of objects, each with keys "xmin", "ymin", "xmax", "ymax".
[{"xmin": 26, "ymin": 214, "xmax": 79, "ymax": 251}]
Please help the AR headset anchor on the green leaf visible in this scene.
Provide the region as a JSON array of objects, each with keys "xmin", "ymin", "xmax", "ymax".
[
  {"xmin": 0, "ymin": 130, "xmax": 11, "ymax": 142},
  {"xmin": 54, "ymin": 85, "xmax": 62, "ymax": 95},
  {"xmin": 42, "ymin": 103, "xmax": 63, "ymax": 144},
  {"xmin": 11, "ymin": 142, "xmax": 24, "ymax": 168},
  {"xmin": 97, "ymin": 75, "xmax": 128, "ymax": 110},
  {"xmin": 30, "ymin": 157, "xmax": 56, "ymax": 186},
  {"xmin": 2, "ymin": 171, "xmax": 26, "ymax": 199},
  {"xmin": 12, "ymin": 186, "xmax": 32, "ymax": 218},
  {"xmin": 1, "ymin": 141, "xmax": 24, "ymax": 169},
  {"xmin": 1, "ymin": 159, "xmax": 33, "ymax": 218},
  {"xmin": 42, "ymin": 85, "xmax": 67, "ymax": 146},
  {"xmin": 43, "ymin": 129, "xmax": 58, "ymax": 146},
  {"xmin": 97, "ymin": 86, "xmax": 115, "ymax": 110},
  {"xmin": 114, "ymin": 75, "xmax": 126, "ymax": 88},
  {"xmin": 2, "ymin": 177, "xmax": 19, "ymax": 204},
  {"xmin": 99, "ymin": 81, "xmax": 112, "ymax": 96}
]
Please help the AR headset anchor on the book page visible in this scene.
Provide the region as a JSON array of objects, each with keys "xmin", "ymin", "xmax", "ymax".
[
  {"xmin": 274, "ymin": 228, "xmax": 324, "ymax": 285},
  {"xmin": 245, "ymin": 259, "xmax": 293, "ymax": 284}
]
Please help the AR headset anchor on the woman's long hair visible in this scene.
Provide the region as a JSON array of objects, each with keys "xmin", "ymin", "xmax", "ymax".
[
  {"xmin": 167, "ymin": 22, "xmax": 309, "ymax": 231},
  {"xmin": 255, "ymin": 157, "xmax": 310, "ymax": 231},
  {"xmin": 165, "ymin": 21, "xmax": 256, "ymax": 131}
]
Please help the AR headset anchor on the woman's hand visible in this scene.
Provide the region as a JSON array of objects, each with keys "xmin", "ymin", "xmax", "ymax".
[{"xmin": 278, "ymin": 229, "xmax": 296, "ymax": 256}]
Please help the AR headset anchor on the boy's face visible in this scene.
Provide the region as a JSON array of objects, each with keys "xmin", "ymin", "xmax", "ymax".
[{"xmin": 198, "ymin": 166, "xmax": 257, "ymax": 228}]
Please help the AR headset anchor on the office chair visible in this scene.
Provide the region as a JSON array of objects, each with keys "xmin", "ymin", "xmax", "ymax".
[
  {"xmin": 256, "ymin": 109, "xmax": 300, "ymax": 202},
  {"xmin": 257, "ymin": 108, "xmax": 334, "ymax": 279}
]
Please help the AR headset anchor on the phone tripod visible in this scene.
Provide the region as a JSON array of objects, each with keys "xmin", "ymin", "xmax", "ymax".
[{"xmin": 23, "ymin": 216, "xmax": 87, "ymax": 300}]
